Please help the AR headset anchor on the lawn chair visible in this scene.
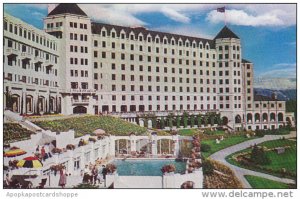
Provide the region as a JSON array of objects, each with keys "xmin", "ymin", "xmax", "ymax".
[{"xmin": 37, "ymin": 178, "xmax": 47, "ymax": 189}]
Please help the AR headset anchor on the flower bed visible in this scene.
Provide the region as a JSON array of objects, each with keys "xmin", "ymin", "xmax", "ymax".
[
  {"xmin": 204, "ymin": 159, "xmax": 243, "ymax": 189},
  {"xmin": 34, "ymin": 116, "xmax": 147, "ymax": 137},
  {"xmin": 4, "ymin": 123, "xmax": 34, "ymax": 144}
]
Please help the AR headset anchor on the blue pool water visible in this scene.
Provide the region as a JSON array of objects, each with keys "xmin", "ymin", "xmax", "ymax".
[{"xmin": 113, "ymin": 159, "xmax": 186, "ymax": 176}]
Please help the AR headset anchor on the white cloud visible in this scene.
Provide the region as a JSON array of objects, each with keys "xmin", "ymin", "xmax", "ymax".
[
  {"xmin": 19, "ymin": 4, "xmax": 296, "ymax": 27},
  {"xmin": 259, "ymin": 68, "xmax": 296, "ymax": 78},
  {"xmin": 206, "ymin": 9, "xmax": 285, "ymax": 27},
  {"xmin": 161, "ymin": 7, "xmax": 190, "ymax": 23},
  {"xmin": 80, "ymin": 4, "xmax": 146, "ymax": 26},
  {"xmin": 256, "ymin": 63, "xmax": 296, "ymax": 80},
  {"xmin": 273, "ymin": 63, "xmax": 296, "ymax": 68}
]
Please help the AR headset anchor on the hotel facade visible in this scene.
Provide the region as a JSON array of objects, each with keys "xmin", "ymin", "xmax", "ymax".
[{"xmin": 3, "ymin": 4, "xmax": 295, "ymax": 131}]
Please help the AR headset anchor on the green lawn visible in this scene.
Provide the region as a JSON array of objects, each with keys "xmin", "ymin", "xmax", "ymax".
[
  {"xmin": 34, "ymin": 115, "xmax": 147, "ymax": 137},
  {"xmin": 178, "ymin": 129, "xmax": 197, "ymax": 136},
  {"xmin": 245, "ymin": 175, "xmax": 290, "ymax": 189},
  {"xmin": 202, "ymin": 135, "xmax": 256, "ymax": 158},
  {"xmin": 227, "ymin": 139, "xmax": 296, "ymax": 177}
]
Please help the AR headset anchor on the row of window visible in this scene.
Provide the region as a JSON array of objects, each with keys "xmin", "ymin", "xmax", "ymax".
[
  {"xmin": 70, "ymin": 58, "xmax": 89, "ymax": 65},
  {"xmin": 4, "ymin": 20, "xmax": 57, "ymax": 50},
  {"xmin": 46, "ymin": 22, "xmax": 63, "ymax": 29},
  {"xmin": 4, "ymin": 39, "xmax": 58, "ymax": 63},
  {"xmin": 97, "ymin": 73, "xmax": 241, "ymax": 85},
  {"xmin": 96, "ymin": 28, "xmax": 213, "ymax": 49},
  {"xmin": 70, "ymin": 45, "xmax": 88, "ymax": 53},
  {"xmin": 70, "ymin": 22, "xmax": 88, "ymax": 29},
  {"xmin": 4, "ymin": 56, "xmax": 58, "ymax": 76},
  {"xmin": 70, "ymin": 33, "xmax": 88, "ymax": 41},
  {"xmin": 254, "ymin": 103, "xmax": 283, "ymax": 108},
  {"xmin": 4, "ymin": 73, "xmax": 58, "ymax": 87},
  {"xmin": 103, "ymin": 82, "xmax": 242, "ymax": 94},
  {"xmin": 70, "ymin": 70, "xmax": 89, "ymax": 77},
  {"xmin": 94, "ymin": 41, "xmax": 215, "ymax": 58},
  {"xmin": 99, "ymin": 103, "xmax": 229, "ymax": 112},
  {"xmin": 218, "ymin": 45, "xmax": 240, "ymax": 51},
  {"xmin": 71, "ymin": 82, "xmax": 89, "ymax": 89}
]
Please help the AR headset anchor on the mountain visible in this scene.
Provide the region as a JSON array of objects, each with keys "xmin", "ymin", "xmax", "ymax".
[{"xmin": 254, "ymin": 88, "xmax": 296, "ymax": 101}]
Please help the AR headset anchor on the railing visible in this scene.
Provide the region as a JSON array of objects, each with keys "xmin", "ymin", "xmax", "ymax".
[
  {"xmin": 71, "ymin": 99, "xmax": 90, "ymax": 104},
  {"xmin": 70, "ymin": 89, "xmax": 96, "ymax": 93},
  {"xmin": 6, "ymin": 48, "xmax": 18, "ymax": 54}
]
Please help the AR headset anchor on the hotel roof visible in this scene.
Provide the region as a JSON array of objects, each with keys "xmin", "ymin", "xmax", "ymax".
[
  {"xmin": 214, "ymin": 26, "xmax": 239, "ymax": 40},
  {"xmin": 48, "ymin": 3, "xmax": 87, "ymax": 17},
  {"xmin": 91, "ymin": 22, "xmax": 216, "ymax": 48}
]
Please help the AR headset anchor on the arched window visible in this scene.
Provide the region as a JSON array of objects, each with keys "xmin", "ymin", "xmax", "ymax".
[
  {"xmin": 235, "ymin": 115, "xmax": 241, "ymax": 123},
  {"xmin": 247, "ymin": 113, "xmax": 252, "ymax": 122},
  {"xmin": 255, "ymin": 113, "xmax": 260, "ymax": 122},
  {"xmin": 278, "ymin": 113, "xmax": 283, "ymax": 122},
  {"xmin": 262, "ymin": 113, "xmax": 268, "ymax": 122},
  {"xmin": 270, "ymin": 113, "xmax": 276, "ymax": 121}
]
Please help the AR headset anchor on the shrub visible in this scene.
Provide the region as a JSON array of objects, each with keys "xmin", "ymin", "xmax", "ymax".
[
  {"xmin": 51, "ymin": 147, "xmax": 62, "ymax": 154},
  {"xmin": 106, "ymin": 163, "xmax": 117, "ymax": 174},
  {"xmin": 250, "ymin": 144, "xmax": 271, "ymax": 165},
  {"xmin": 202, "ymin": 160, "xmax": 214, "ymax": 175},
  {"xmin": 88, "ymin": 137, "xmax": 97, "ymax": 142},
  {"xmin": 201, "ymin": 143, "xmax": 211, "ymax": 152},
  {"xmin": 66, "ymin": 144, "xmax": 75, "ymax": 150},
  {"xmin": 161, "ymin": 164, "xmax": 176, "ymax": 173},
  {"xmin": 73, "ymin": 183, "xmax": 99, "ymax": 189}
]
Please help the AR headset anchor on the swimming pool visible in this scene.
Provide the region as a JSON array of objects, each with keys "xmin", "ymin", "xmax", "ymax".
[{"xmin": 113, "ymin": 159, "xmax": 187, "ymax": 176}]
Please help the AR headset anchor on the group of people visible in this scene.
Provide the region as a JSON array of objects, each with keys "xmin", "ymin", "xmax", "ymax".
[
  {"xmin": 82, "ymin": 163, "xmax": 107, "ymax": 186},
  {"xmin": 35, "ymin": 143, "xmax": 52, "ymax": 161}
]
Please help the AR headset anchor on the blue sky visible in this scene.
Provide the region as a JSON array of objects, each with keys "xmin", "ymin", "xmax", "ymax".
[{"xmin": 4, "ymin": 3, "xmax": 296, "ymax": 81}]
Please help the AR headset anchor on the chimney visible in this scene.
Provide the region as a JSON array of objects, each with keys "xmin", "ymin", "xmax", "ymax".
[{"xmin": 48, "ymin": 4, "xmax": 58, "ymax": 14}]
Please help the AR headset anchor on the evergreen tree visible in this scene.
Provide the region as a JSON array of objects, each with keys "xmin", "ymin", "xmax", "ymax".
[
  {"xmin": 250, "ymin": 144, "xmax": 271, "ymax": 165},
  {"xmin": 176, "ymin": 116, "xmax": 181, "ymax": 128},
  {"xmin": 161, "ymin": 117, "xmax": 165, "ymax": 129},
  {"xmin": 190, "ymin": 115, "xmax": 195, "ymax": 127}
]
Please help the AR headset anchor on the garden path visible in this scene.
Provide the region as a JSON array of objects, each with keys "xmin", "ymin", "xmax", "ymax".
[{"xmin": 209, "ymin": 131, "xmax": 296, "ymax": 188}]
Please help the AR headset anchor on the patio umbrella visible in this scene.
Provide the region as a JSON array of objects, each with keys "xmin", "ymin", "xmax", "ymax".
[
  {"xmin": 17, "ymin": 156, "xmax": 43, "ymax": 168},
  {"xmin": 93, "ymin": 129, "xmax": 106, "ymax": 135},
  {"xmin": 4, "ymin": 148, "xmax": 27, "ymax": 157}
]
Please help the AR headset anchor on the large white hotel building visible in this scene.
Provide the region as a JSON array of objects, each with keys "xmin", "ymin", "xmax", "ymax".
[{"xmin": 3, "ymin": 4, "xmax": 295, "ymax": 131}]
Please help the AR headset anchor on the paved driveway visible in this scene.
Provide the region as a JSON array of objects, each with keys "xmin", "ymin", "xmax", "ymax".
[{"xmin": 209, "ymin": 131, "xmax": 296, "ymax": 188}]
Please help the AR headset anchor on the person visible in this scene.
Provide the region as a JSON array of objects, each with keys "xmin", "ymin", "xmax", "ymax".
[
  {"xmin": 59, "ymin": 166, "xmax": 67, "ymax": 188},
  {"xmin": 41, "ymin": 146, "xmax": 46, "ymax": 161},
  {"xmin": 92, "ymin": 166, "xmax": 98, "ymax": 185},
  {"xmin": 101, "ymin": 165, "xmax": 107, "ymax": 187},
  {"xmin": 36, "ymin": 145, "xmax": 40, "ymax": 152},
  {"xmin": 5, "ymin": 173, "xmax": 12, "ymax": 187},
  {"xmin": 98, "ymin": 165, "xmax": 104, "ymax": 184},
  {"xmin": 83, "ymin": 165, "xmax": 90, "ymax": 183},
  {"xmin": 45, "ymin": 143, "xmax": 52, "ymax": 158}
]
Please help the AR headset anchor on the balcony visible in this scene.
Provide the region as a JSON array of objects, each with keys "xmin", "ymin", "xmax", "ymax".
[
  {"xmin": 45, "ymin": 26, "xmax": 63, "ymax": 32},
  {"xmin": 70, "ymin": 89, "xmax": 96, "ymax": 94},
  {"xmin": 71, "ymin": 99, "xmax": 90, "ymax": 105},
  {"xmin": 34, "ymin": 56, "xmax": 43, "ymax": 64},
  {"xmin": 20, "ymin": 52, "xmax": 32, "ymax": 59},
  {"xmin": 6, "ymin": 48, "xmax": 18, "ymax": 55}
]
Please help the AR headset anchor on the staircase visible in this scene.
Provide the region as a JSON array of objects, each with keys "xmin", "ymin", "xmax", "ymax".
[
  {"xmin": 225, "ymin": 124, "xmax": 234, "ymax": 133},
  {"xmin": 4, "ymin": 110, "xmax": 43, "ymax": 133}
]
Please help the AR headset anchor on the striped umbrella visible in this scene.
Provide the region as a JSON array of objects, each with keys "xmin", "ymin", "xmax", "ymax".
[
  {"xmin": 4, "ymin": 148, "xmax": 27, "ymax": 157},
  {"xmin": 17, "ymin": 156, "xmax": 43, "ymax": 168}
]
